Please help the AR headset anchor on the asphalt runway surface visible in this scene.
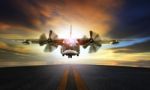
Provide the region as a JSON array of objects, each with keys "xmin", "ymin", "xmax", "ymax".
[{"xmin": 0, "ymin": 64, "xmax": 150, "ymax": 90}]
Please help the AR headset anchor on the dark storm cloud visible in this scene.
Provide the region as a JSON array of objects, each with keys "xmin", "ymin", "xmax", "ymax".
[
  {"xmin": 0, "ymin": 0, "xmax": 54, "ymax": 29},
  {"xmin": 0, "ymin": 0, "xmax": 122, "ymax": 30},
  {"xmin": 0, "ymin": 0, "xmax": 64, "ymax": 28},
  {"xmin": 105, "ymin": 0, "xmax": 150, "ymax": 57},
  {"xmin": 0, "ymin": 0, "xmax": 37, "ymax": 28},
  {"xmin": 107, "ymin": 0, "xmax": 150, "ymax": 38},
  {"xmin": 112, "ymin": 40, "xmax": 150, "ymax": 53}
]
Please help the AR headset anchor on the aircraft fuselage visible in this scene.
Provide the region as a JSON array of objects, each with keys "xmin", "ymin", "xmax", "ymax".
[{"xmin": 61, "ymin": 38, "xmax": 80, "ymax": 58}]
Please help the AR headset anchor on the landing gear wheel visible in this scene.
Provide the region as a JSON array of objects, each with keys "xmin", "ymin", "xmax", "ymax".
[{"xmin": 68, "ymin": 55, "xmax": 72, "ymax": 58}]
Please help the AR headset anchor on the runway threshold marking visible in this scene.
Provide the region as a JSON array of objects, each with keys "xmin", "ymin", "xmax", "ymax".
[
  {"xmin": 72, "ymin": 66, "xmax": 89, "ymax": 90},
  {"xmin": 57, "ymin": 68, "xmax": 69, "ymax": 90}
]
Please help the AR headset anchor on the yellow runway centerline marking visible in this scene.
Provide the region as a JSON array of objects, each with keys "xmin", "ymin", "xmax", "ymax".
[
  {"xmin": 72, "ymin": 66, "xmax": 89, "ymax": 90},
  {"xmin": 57, "ymin": 65, "xmax": 88, "ymax": 90},
  {"xmin": 57, "ymin": 68, "xmax": 69, "ymax": 90}
]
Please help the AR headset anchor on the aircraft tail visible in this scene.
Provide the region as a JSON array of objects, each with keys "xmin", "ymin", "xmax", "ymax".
[{"xmin": 70, "ymin": 25, "xmax": 72, "ymax": 38}]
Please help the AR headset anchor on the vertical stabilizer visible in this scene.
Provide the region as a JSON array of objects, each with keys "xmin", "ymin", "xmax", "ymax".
[{"xmin": 70, "ymin": 25, "xmax": 72, "ymax": 38}]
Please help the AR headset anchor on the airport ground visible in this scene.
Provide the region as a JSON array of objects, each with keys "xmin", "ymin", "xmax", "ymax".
[{"xmin": 0, "ymin": 64, "xmax": 150, "ymax": 90}]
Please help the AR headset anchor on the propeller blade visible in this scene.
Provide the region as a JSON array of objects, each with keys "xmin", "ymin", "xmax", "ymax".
[
  {"xmin": 82, "ymin": 35, "xmax": 89, "ymax": 48},
  {"xmin": 39, "ymin": 33, "xmax": 47, "ymax": 46},
  {"xmin": 43, "ymin": 30, "xmax": 58, "ymax": 52},
  {"xmin": 49, "ymin": 30, "xmax": 58, "ymax": 40},
  {"xmin": 89, "ymin": 45, "xmax": 95, "ymax": 53},
  {"xmin": 82, "ymin": 35, "xmax": 88, "ymax": 40},
  {"xmin": 83, "ymin": 42, "xmax": 90, "ymax": 48},
  {"xmin": 53, "ymin": 35, "xmax": 58, "ymax": 40},
  {"xmin": 90, "ymin": 30, "xmax": 93, "ymax": 39},
  {"xmin": 40, "ymin": 33, "xmax": 47, "ymax": 41},
  {"xmin": 94, "ymin": 41, "xmax": 101, "ymax": 46},
  {"xmin": 89, "ymin": 44, "xmax": 96, "ymax": 53},
  {"xmin": 89, "ymin": 44, "xmax": 100, "ymax": 53},
  {"xmin": 83, "ymin": 31, "xmax": 102, "ymax": 52},
  {"xmin": 44, "ymin": 43, "xmax": 57, "ymax": 52},
  {"xmin": 49, "ymin": 30, "xmax": 52, "ymax": 39},
  {"xmin": 89, "ymin": 31, "xmax": 101, "ymax": 53},
  {"xmin": 94, "ymin": 34, "xmax": 101, "ymax": 41}
]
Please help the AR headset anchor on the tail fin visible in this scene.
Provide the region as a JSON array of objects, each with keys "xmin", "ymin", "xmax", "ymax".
[{"xmin": 70, "ymin": 25, "xmax": 72, "ymax": 38}]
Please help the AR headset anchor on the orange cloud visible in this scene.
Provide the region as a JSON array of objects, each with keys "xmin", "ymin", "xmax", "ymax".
[{"xmin": 0, "ymin": 0, "xmax": 123, "ymax": 36}]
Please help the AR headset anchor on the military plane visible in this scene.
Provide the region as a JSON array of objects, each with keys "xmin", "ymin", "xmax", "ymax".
[{"xmin": 15, "ymin": 26, "xmax": 121, "ymax": 58}]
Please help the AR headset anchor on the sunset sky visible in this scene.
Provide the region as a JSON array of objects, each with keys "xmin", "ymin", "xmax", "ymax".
[{"xmin": 0, "ymin": 0, "xmax": 150, "ymax": 67}]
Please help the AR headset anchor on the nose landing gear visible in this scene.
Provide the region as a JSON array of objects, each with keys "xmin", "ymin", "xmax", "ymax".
[{"xmin": 68, "ymin": 55, "xmax": 72, "ymax": 58}]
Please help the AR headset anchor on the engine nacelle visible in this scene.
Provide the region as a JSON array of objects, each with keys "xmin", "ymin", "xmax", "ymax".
[
  {"xmin": 112, "ymin": 40, "xmax": 119, "ymax": 44},
  {"xmin": 22, "ymin": 40, "xmax": 30, "ymax": 45},
  {"xmin": 39, "ymin": 40, "xmax": 48, "ymax": 46}
]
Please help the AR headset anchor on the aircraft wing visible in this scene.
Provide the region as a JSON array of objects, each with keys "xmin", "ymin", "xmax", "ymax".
[
  {"xmin": 53, "ymin": 39, "xmax": 64, "ymax": 45},
  {"xmin": 12, "ymin": 30, "xmax": 64, "ymax": 46},
  {"xmin": 101, "ymin": 39, "xmax": 133, "ymax": 44},
  {"xmin": 13, "ymin": 39, "xmax": 40, "ymax": 45},
  {"xmin": 13, "ymin": 38, "xmax": 64, "ymax": 45},
  {"xmin": 77, "ymin": 38, "xmax": 119, "ymax": 45},
  {"xmin": 77, "ymin": 39, "xmax": 89, "ymax": 45},
  {"xmin": 101, "ymin": 40, "xmax": 119, "ymax": 44}
]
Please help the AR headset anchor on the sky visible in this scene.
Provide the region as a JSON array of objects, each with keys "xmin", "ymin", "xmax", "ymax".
[{"xmin": 0, "ymin": 0, "xmax": 150, "ymax": 67}]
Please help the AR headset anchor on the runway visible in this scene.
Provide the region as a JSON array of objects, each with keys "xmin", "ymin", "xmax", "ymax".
[
  {"xmin": 57, "ymin": 66, "xmax": 88, "ymax": 90},
  {"xmin": 0, "ymin": 64, "xmax": 150, "ymax": 90}
]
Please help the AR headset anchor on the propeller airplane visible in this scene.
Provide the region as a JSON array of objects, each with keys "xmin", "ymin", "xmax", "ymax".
[{"xmin": 14, "ymin": 26, "xmax": 129, "ymax": 58}]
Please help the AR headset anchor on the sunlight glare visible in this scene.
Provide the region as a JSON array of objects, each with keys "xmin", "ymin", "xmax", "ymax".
[{"xmin": 57, "ymin": 24, "xmax": 87, "ymax": 39}]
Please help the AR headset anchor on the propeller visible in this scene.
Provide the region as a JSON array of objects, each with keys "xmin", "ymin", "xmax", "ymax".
[
  {"xmin": 44, "ymin": 43, "xmax": 58, "ymax": 52},
  {"xmin": 49, "ymin": 30, "xmax": 58, "ymax": 40},
  {"xmin": 39, "ymin": 33, "xmax": 47, "ymax": 46},
  {"xmin": 44, "ymin": 30, "xmax": 58, "ymax": 52},
  {"xmin": 40, "ymin": 34, "xmax": 47, "ymax": 40},
  {"xmin": 83, "ymin": 31, "xmax": 102, "ymax": 53}
]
